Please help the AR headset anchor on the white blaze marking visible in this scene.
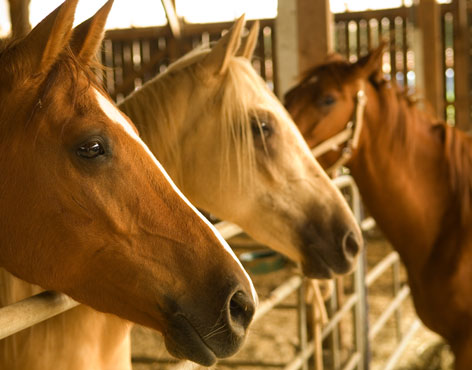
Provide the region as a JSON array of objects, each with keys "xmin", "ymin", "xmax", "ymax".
[{"xmin": 93, "ymin": 89, "xmax": 257, "ymax": 303}]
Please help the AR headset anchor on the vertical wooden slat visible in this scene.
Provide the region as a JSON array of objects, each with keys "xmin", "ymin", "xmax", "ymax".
[
  {"xmin": 403, "ymin": 16, "xmax": 408, "ymax": 84},
  {"xmin": 271, "ymin": 23, "xmax": 279, "ymax": 94},
  {"xmin": 416, "ymin": 0, "xmax": 444, "ymax": 118},
  {"xmin": 453, "ymin": 0, "xmax": 470, "ymax": 130},
  {"xmin": 390, "ymin": 17, "xmax": 397, "ymax": 82},
  {"xmin": 296, "ymin": 0, "xmax": 333, "ymax": 73}
]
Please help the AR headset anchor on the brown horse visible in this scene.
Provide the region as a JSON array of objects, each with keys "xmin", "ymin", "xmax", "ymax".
[
  {"xmin": 285, "ymin": 46, "xmax": 472, "ymax": 369},
  {"xmin": 0, "ymin": 0, "xmax": 257, "ymax": 367}
]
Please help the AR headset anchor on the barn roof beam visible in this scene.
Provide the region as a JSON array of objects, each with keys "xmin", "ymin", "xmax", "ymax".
[{"xmin": 160, "ymin": 0, "xmax": 182, "ymax": 39}]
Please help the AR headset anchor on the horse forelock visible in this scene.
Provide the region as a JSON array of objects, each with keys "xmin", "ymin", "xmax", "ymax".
[
  {"xmin": 0, "ymin": 45, "xmax": 103, "ymax": 131},
  {"xmin": 120, "ymin": 53, "xmax": 270, "ymax": 191},
  {"xmin": 217, "ymin": 58, "xmax": 266, "ymax": 189}
]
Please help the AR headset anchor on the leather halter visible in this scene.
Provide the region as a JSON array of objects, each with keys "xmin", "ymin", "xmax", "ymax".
[{"xmin": 311, "ymin": 80, "xmax": 368, "ymax": 173}]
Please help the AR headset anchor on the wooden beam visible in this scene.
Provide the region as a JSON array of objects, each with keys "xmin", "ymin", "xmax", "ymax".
[
  {"xmin": 296, "ymin": 0, "xmax": 333, "ymax": 75},
  {"xmin": 8, "ymin": 0, "xmax": 31, "ymax": 39},
  {"xmin": 160, "ymin": 0, "xmax": 181, "ymax": 39},
  {"xmin": 415, "ymin": 0, "xmax": 444, "ymax": 118},
  {"xmin": 275, "ymin": 0, "xmax": 333, "ymax": 98},
  {"xmin": 275, "ymin": 0, "xmax": 298, "ymax": 98},
  {"xmin": 453, "ymin": 0, "xmax": 470, "ymax": 131}
]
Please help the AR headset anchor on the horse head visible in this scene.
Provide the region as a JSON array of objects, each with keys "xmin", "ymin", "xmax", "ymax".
[
  {"xmin": 121, "ymin": 17, "xmax": 363, "ymax": 279},
  {"xmin": 0, "ymin": 1, "xmax": 256, "ymax": 365}
]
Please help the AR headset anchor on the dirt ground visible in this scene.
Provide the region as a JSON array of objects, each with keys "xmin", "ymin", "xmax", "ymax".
[{"xmin": 131, "ymin": 232, "xmax": 454, "ymax": 370}]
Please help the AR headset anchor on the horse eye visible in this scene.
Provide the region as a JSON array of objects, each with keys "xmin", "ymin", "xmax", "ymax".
[
  {"xmin": 319, "ymin": 94, "xmax": 336, "ymax": 107},
  {"xmin": 77, "ymin": 140, "xmax": 105, "ymax": 159},
  {"xmin": 251, "ymin": 119, "xmax": 272, "ymax": 139}
]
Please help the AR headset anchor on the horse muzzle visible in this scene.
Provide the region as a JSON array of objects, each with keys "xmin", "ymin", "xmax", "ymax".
[
  {"xmin": 299, "ymin": 221, "xmax": 363, "ymax": 279},
  {"xmin": 164, "ymin": 287, "xmax": 255, "ymax": 366}
]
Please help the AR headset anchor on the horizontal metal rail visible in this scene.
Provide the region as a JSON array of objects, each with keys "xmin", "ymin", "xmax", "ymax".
[
  {"xmin": 282, "ymin": 290, "xmax": 360, "ymax": 370},
  {"xmin": 343, "ymin": 352, "xmax": 362, "ymax": 370},
  {"xmin": 254, "ymin": 275, "xmax": 303, "ymax": 322},
  {"xmin": 365, "ymin": 251, "xmax": 400, "ymax": 287},
  {"xmin": 0, "ymin": 291, "xmax": 79, "ymax": 340},
  {"xmin": 383, "ymin": 319, "xmax": 422, "ymax": 370},
  {"xmin": 214, "ymin": 220, "xmax": 243, "ymax": 240},
  {"xmin": 368, "ymin": 285, "xmax": 410, "ymax": 341}
]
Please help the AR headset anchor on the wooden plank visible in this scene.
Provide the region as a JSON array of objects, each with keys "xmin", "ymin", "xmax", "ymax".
[
  {"xmin": 452, "ymin": 0, "xmax": 470, "ymax": 130},
  {"xmin": 296, "ymin": 0, "xmax": 333, "ymax": 74},
  {"xmin": 274, "ymin": 0, "xmax": 298, "ymax": 98},
  {"xmin": 8, "ymin": 0, "xmax": 31, "ymax": 38},
  {"xmin": 415, "ymin": 0, "xmax": 444, "ymax": 118},
  {"xmin": 160, "ymin": 0, "xmax": 181, "ymax": 39}
]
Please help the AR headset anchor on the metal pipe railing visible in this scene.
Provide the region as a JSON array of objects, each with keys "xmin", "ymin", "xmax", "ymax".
[{"xmin": 0, "ymin": 291, "xmax": 79, "ymax": 340}]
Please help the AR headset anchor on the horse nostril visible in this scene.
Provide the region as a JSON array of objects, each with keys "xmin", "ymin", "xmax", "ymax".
[
  {"xmin": 343, "ymin": 231, "xmax": 360, "ymax": 258},
  {"xmin": 228, "ymin": 290, "xmax": 255, "ymax": 335}
]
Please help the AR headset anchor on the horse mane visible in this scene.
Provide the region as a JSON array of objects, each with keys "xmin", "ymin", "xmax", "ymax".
[
  {"xmin": 119, "ymin": 47, "xmax": 266, "ymax": 189},
  {"xmin": 443, "ymin": 124, "xmax": 472, "ymax": 225},
  {"xmin": 376, "ymin": 82, "xmax": 472, "ymax": 226}
]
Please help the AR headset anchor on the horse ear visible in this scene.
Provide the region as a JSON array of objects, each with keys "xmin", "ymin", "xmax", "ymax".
[
  {"xmin": 201, "ymin": 14, "xmax": 245, "ymax": 75},
  {"xmin": 237, "ymin": 20, "xmax": 259, "ymax": 59},
  {"xmin": 356, "ymin": 42, "xmax": 386, "ymax": 82},
  {"xmin": 70, "ymin": 0, "xmax": 113, "ymax": 64},
  {"xmin": 18, "ymin": 0, "xmax": 78, "ymax": 75}
]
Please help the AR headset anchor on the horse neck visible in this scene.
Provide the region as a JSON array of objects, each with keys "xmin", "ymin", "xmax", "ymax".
[
  {"xmin": 118, "ymin": 72, "xmax": 192, "ymax": 186},
  {"xmin": 349, "ymin": 86, "xmax": 451, "ymax": 269}
]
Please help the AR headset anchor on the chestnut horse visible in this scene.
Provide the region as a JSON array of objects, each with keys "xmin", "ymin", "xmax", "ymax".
[
  {"xmin": 1, "ymin": 13, "xmax": 362, "ymax": 370},
  {"xmin": 285, "ymin": 46, "xmax": 472, "ymax": 369},
  {"xmin": 0, "ymin": 0, "xmax": 257, "ymax": 368}
]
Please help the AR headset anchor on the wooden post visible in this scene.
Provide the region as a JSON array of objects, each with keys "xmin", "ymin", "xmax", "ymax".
[
  {"xmin": 161, "ymin": 0, "xmax": 181, "ymax": 39},
  {"xmin": 275, "ymin": 0, "xmax": 299, "ymax": 98},
  {"xmin": 415, "ymin": 0, "xmax": 444, "ymax": 118},
  {"xmin": 8, "ymin": 0, "xmax": 31, "ymax": 39},
  {"xmin": 275, "ymin": 0, "xmax": 333, "ymax": 98},
  {"xmin": 453, "ymin": 0, "xmax": 471, "ymax": 131},
  {"xmin": 296, "ymin": 0, "xmax": 333, "ymax": 75}
]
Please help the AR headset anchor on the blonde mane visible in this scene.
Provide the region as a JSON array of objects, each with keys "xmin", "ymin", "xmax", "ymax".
[{"xmin": 119, "ymin": 47, "xmax": 272, "ymax": 189}]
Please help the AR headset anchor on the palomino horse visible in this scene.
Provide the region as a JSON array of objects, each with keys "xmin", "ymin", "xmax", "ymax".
[
  {"xmin": 1, "ymin": 12, "xmax": 362, "ymax": 370},
  {"xmin": 0, "ymin": 0, "xmax": 257, "ymax": 368},
  {"xmin": 119, "ymin": 18, "xmax": 362, "ymax": 278},
  {"xmin": 285, "ymin": 46, "xmax": 472, "ymax": 369}
]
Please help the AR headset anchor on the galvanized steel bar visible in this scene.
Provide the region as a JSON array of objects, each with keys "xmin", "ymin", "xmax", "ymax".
[
  {"xmin": 392, "ymin": 257, "xmax": 403, "ymax": 341},
  {"xmin": 254, "ymin": 275, "xmax": 303, "ymax": 322},
  {"xmin": 342, "ymin": 352, "xmax": 362, "ymax": 370},
  {"xmin": 322, "ymin": 293, "xmax": 358, "ymax": 339},
  {"xmin": 297, "ymin": 281, "xmax": 309, "ymax": 370},
  {"xmin": 328, "ymin": 280, "xmax": 341, "ymax": 370},
  {"xmin": 368, "ymin": 285, "xmax": 410, "ymax": 341},
  {"xmin": 383, "ymin": 319, "xmax": 422, "ymax": 370},
  {"xmin": 0, "ymin": 291, "xmax": 79, "ymax": 340},
  {"xmin": 214, "ymin": 220, "xmax": 243, "ymax": 240},
  {"xmin": 365, "ymin": 251, "xmax": 400, "ymax": 287}
]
